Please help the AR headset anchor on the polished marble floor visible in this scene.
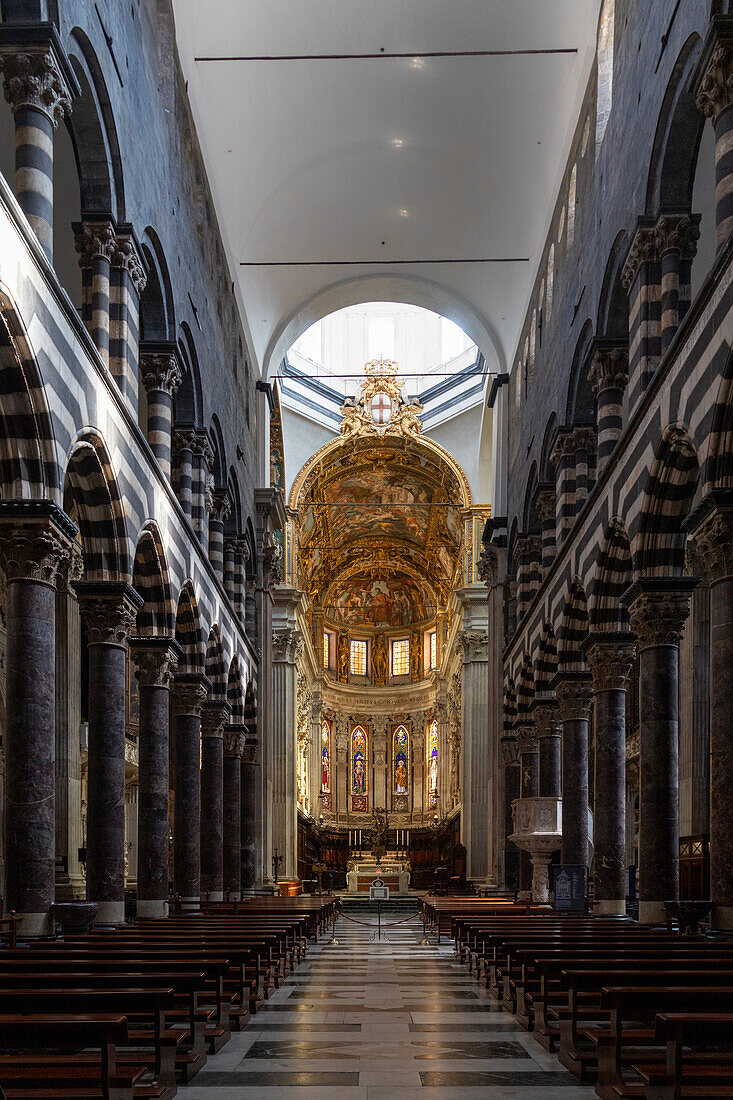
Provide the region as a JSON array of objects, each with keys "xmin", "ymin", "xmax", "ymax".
[{"xmin": 179, "ymin": 911, "xmax": 597, "ymax": 1099}]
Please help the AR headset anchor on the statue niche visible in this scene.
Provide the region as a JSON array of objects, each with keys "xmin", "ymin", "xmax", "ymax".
[{"xmin": 371, "ymin": 632, "xmax": 387, "ymax": 684}]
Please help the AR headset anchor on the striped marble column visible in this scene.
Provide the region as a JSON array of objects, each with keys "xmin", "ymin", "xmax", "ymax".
[
  {"xmin": 525, "ymin": 534, "xmax": 542, "ymax": 606},
  {"xmin": 550, "ymin": 426, "xmax": 597, "ymax": 542},
  {"xmin": 533, "ymin": 487, "xmax": 556, "ymax": 574},
  {"xmin": 622, "ymin": 222, "xmax": 660, "ymax": 409},
  {"xmin": 588, "ymin": 345, "xmax": 629, "ymax": 472},
  {"xmin": 73, "ymin": 219, "xmax": 116, "ymax": 363},
  {"xmin": 172, "ymin": 428, "xmax": 196, "ymax": 518},
  {"xmin": 191, "ymin": 433, "xmax": 214, "ymax": 549},
  {"xmin": 140, "ymin": 349, "xmax": 182, "ymax": 479},
  {"xmin": 0, "ymin": 42, "xmax": 75, "ymax": 261},
  {"xmin": 224, "ymin": 538, "xmax": 236, "ymax": 604},
  {"xmin": 209, "ymin": 490, "xmax": 231, "ymax": 584},
  {"xmin": 514, "ymin": 535, "xmax": 531, "ymax": 622},
  {"xmin": 233, "ymin": 539, "xmax": 250, "ymax": 623},
  {"xmin": 695, "ymin": 24, "xmax": 733, "ymax": 250},
  {"xmin": 110, "ymin": 229, "xmax": 147, "ymax": 413},
  {"xmin": 654, "ymin": 215, "xmax": 700, "ymax": 352}
]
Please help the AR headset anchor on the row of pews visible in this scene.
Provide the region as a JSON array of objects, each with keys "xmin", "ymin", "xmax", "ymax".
[
  {"xmin": 0, "ymin": 895, "xmax": 336, "ymax": 1100},
  {"xmin": 421, "ymin": 895, "xmax": 733, "ymax": 1098}
]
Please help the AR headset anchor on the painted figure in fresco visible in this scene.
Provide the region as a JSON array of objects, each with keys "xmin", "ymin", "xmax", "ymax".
[
  {"xmin": 371, "ymin": 633, "xmax": 387, "ymax": 683},
  {"xmin": 337, "ymin": 631, "xmax": 349, "ymax": 681},
  {"xmin": 394, "ymin": 758, "xmax": 408, "ymax": 794},
  {"xmin": 410, "ymin": 630, "xmax": 422, "ymax": 680}
]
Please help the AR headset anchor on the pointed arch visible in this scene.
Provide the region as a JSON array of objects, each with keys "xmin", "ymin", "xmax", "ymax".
[
  {"xmin": 64, "ymin": 429, "xmax": 130, "ymax": 580},
  {"xmin": 558, "ymin": 579, "xmax": 589, "ymax": 672},
  {"xmin": 175, "ymin": 581, "xmax": 205, "ymax": 674},
  {"xmin": 0, "ymin": 290, "xmax": 60, "ymax": 501},
  {"xmin": 516, "ymin": 652, "xmax": 535, "ymax": 716},
  {"xmin": 645, "ymin": 34, "xmax": 704, "ymax": 217},
  {"xmin": 634, "ymin": 425, "xmax": 700, "ymax": 577},
  {"xmin": 534, "ymin": 621, "xmax": 557, "ymax": 696},
  {"xmin": 565, "ymin": 320, "xmax": 595, "ymax": 426},
  {"xmin": 350, "ymin": 723, "xmax": 368, "ymax": 812},
  {"xmin": 597, "ymin": 231, "xmax": 629, "ymax": 341},
  {"xmin": 67, "ymin": 29, "xmax": 125, "ymax": 220},
  {"xmin": 701, "ymin": 347, "xmax": 733, "ymax": 493},
  {"xmin": 590, "ymin": 518, "xmax": 633, "ymax": 630},
  {"xmin": 132, "ymin": 522, "xmax": 174, "ymax": 635},
  {"xmin": 139, "ymin": 228, "xmax": 175, "ymax": 344},
  {"xmin": 205, "ymin": 623, "xmax": 227, "ymax": 701},
  {"xmin": 243, "ymin": 678, "xmax": 257, "ymax": 736},
  {"xmin": 227, "ymin": 654, "xmax": 245, "ymax": 722},
  {"xmin": 174, "ymin": 324, "xmax": 203, "ymax": 427}
]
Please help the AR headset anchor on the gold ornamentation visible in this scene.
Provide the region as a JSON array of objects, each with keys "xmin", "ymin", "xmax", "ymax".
[{"xmin": 338, "ymin": 358, "xmax": 423, "ymax": 442}]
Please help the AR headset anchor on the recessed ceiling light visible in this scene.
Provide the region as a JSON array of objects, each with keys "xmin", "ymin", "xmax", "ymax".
[
  {"xmin": 398, "ymin": 208, "xmax": 409, "ymax": 217},
  {"xmin": 410, "ymin": 57, "xmax": 424, "ymax": 70},
  {"xmin": 392, "ymin": 138, "xmax": 404, "ymax": 148}
]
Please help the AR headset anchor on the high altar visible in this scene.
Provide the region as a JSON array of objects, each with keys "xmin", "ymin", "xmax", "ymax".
[{"xmin": 346, "ymin": 852, "xmax": 411, "ymax": 894}]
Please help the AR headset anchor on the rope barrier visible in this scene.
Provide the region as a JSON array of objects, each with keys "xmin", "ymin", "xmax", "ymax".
[{"xmin": 337, "ymin": 910, "xmax": 422, "ymax": 929}]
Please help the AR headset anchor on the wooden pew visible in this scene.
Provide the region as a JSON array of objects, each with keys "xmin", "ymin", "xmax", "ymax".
[
  {"xmin": 635, "ymin": 1013, "xmax": 733, "ymax": 1099},
  {"xmin": 0, "ymin": 1013, "xmax": 136, "ymax": 1100}
]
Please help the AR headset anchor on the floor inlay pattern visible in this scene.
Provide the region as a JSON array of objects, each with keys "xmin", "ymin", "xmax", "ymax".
[{"xmin": 178, "ymin": 913, "xmax": 598, "ymax": 1099}]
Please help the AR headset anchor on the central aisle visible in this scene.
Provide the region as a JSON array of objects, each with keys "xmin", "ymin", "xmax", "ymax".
[{"xmin": 180, "ymin": 911, "xmax": 596, "ymax": 1098}]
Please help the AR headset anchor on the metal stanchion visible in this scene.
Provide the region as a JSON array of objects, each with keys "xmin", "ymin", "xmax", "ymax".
[
  {"xmin": 419, "ymin": 903, "xmax": 429, "ymax": 945},
  {"xmin": 328, "ymin": 903, "xmax": 339, "ymax": 945}
]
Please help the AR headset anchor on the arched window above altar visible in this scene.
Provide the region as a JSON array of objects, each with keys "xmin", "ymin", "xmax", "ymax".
[
  {"xmin": 350, "ymin": 724, "xmax": 368, "ymax": 812},
  {"xmin": 392, "ymin": 724, "xmax": 410, "ymax": 811},
  {"xmin": 321, "ymin": 719, "xmax": 332, "ymax": 810},
  {"xmin": 427, "ymin": 719, "xmax": 438, "ymax": 809}
]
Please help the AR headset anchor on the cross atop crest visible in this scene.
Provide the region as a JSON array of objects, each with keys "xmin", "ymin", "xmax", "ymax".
[{"xmin": 337, "ymin": 358, "xmax": 423, "ymax": 442}]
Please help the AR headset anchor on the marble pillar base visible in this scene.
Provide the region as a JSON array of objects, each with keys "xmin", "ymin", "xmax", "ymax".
[
  {"xmin": 138, "ymin": 899, "xmax": 168, "ymax": 918},
  {"xmin": 594, "ymin": 898, "xmax": 626, "ymax": 917},
  {"xmin": 16, "ymin": 911, "xmax": 52, "ymax": 938},
  {"xmin": 204, "ymin": 890, "xmax": 223, "ymax": 903},
  {"xmin": 639, "ymin": 900, "xmax": 667, "ymax": 924},
  {"xmin": 96, "ymin": 900, "xmax": 125, "ymax": 924},
  {"xmin": 225, "ymin": 891, "xmax": 242, "ymax": 901},
  {"xmin": 713, "ymin": 904, "xmax": 733, "ymax": 930}
]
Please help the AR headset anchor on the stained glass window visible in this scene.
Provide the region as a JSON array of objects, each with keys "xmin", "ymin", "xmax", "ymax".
[
  {"xmin": 428, "ymin": 630, "xmax": 437, "ymax": 671},
  {"xmin": 323, "ymin": 632, "xmax": 330, "ymax": 668},
  {"xmin": 321, "ymin": 719, "xmax": 331, "ymax": 794},
  {"xmin": 350, "ymin": 638, "xmax": 367, "ymax": 676},
  {"xmin": 351, "ymin": 724, "xmax": 368, "ymax": 812},
  {"xmin": 393, "ymin": 725, "xmax": 410, "ymax": 795},
  {"xmin": 427, "ymin": 719, "xmax": 438, "ymax": 808},
  {"xmin": 392, "ymin": 638, "xmax": 409, "ymax": 677}
]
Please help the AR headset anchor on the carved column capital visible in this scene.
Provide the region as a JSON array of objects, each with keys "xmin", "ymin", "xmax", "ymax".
[
  {"xmin": 501, "ymin": 736, "xmax": 520, "ymax": 766},
  {"xmin": 534, "ymin": 488, "xmax": 556, "ymax": 525},
  {"xmin": 549, "ymin": 425, "xmax": 597, "ymax": 468},
  {"xmin": 223, "ymin": 725, "xmax": 248, "ymax": 759},
  {"xmin": 622, "ymin": 223, "xmax": 659, "ymax": 292},
  {"xmin": 531, "ymin": 701, "xmax": 561, "ymax": 740},
  {"xmin": 111, "ymin": 232, "xmax": 147, "ymax": 295},
  {"xmin": 140, "ymin": 351, "xmax": 182, "ymax": 397},
  {"xmin": 0, "ymin": 44, "xmax": 73, "ymax": 125},
  {"xmin": 553, "ymin": 673, "xmax": 594, "ymax": 722},
  {"xmin": 515, "ymin": 720, "xmax": 538, "ymax": 756},
  {"xmin": 73, "ymin": 580, "xmax": 143, "ymax": 646},
  {"xmin": 624, "ymin": 578, "xmax": 697, "ymax": 650},
  {"xmin": 695, "ymin": 33, "xmax": 733, "ymax": 124},
  {"xmin": 588, "ymin": 346, "xmax": 629, "ymax": 396},
  {"xmin": 73, "ymin": 219, "xmax": 117, "ymax": 266},
  {"xmin": 210, "ymin": 489, "xmax": 232, "ymax": 525},
  {"xmin": 0, "ymin": 501, "xmax": 77, "ymax": 587},
  {"xmin": 458, "ymin": 629, "xmax": 489, "ymax": 662},
  {"xmin": 685, "ymin": 489, "xmax": 733, "ymax": 584},
  {"xmin": 172, "ymin": 427, "xmax": 198, "ymax": 455},
  {"xmin": 171, "ymin": 673, "xmax": 211, "ymax": 718},
  {"xmin": 654, "ymin": 213, "xmax": 701, "ymax": 259},
  {"xmin": 201, "ymin": 701, "xmax": 232, "ymax": 739},
  {"xmin": 129, "ymin": 636, "xmax": 181, "ymax": 689},
  {"xmin": 242, "ymin": 737, "xmax": 258, "ymax": 764},
  {"xmin": 583, "ymin": 632, "xmax": 636, "ymax": 692},
  {"xmin": 272, "ymin": 626, "xmax": 302, "ymax": 662},
  {"xmin": 477, "ymin": 544, "xmax": 499, "ymax": 587}
]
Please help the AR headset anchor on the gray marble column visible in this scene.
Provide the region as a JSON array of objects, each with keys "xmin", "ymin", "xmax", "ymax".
[
  {"xmin": 200, "ymin": 700, "xmax": 231, "ymax": 902},
  {"xmin": 74, "ymin": 580, "xmax": 143, "ymax": 924},
  {"xmin": 584, "ymin": 633, "xmax": 636, "ymax": 916},
  {"xmin": 554, "ymin": 674, "xmax": 593, "ymax": 869},
  {"xmin": 223, "ymin": 725, "xmax": 246, "ymax": 899},
  {"xmin": 459, "ymin": 626, "xmax": 491, "ymax": 883},
  {"xmin": 515, "ymin": 719, "xmax": 538, "ymax": 898},
  {"xmin": 130, "ymin": 637, "xmax": 180, "ymax": 917},
  {"xmin": 533, "ymin": 701, "xmax": 562, "ymax": 797},
  {"xmin": 171, "ymin": 674, "xmax": 209, "ymax": 909},
  {"xmin": 55, "ymin": 558, "xmax": 84, "ymax": 900},
  {"xmin": 272, "ymin": 617, "xmax": 302, "ymax": 879},
  {"xmin": 687, "ymin": 490, "xmax": 733, "ymax": 927},
  {"xmin": 626, "ymin": 578, "xmax": 696, "ymax": 924},
  {"xmin": 0, "ymin": 36, "xmax": 76, "ymax": 260},
  {"xmin": 501, "ymin": 735, "xmax": 521, "ymax": 891},
  {"xmin": 0, "ymin": 503, "xmax": 75, "ymax": 935},
  {"xmin": 241, "ymin": 738, "xmax": 259, "ymax": 893}
]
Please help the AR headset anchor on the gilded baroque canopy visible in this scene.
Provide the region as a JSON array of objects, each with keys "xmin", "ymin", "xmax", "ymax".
[{"xmin": 289, "ymin": 360, "xmax": 471, "ymax": 630}]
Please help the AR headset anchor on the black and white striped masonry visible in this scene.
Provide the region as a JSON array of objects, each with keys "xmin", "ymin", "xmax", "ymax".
[{"xmin": 141, "ymin": 346, "xmax": 183, "ymax": 479}]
